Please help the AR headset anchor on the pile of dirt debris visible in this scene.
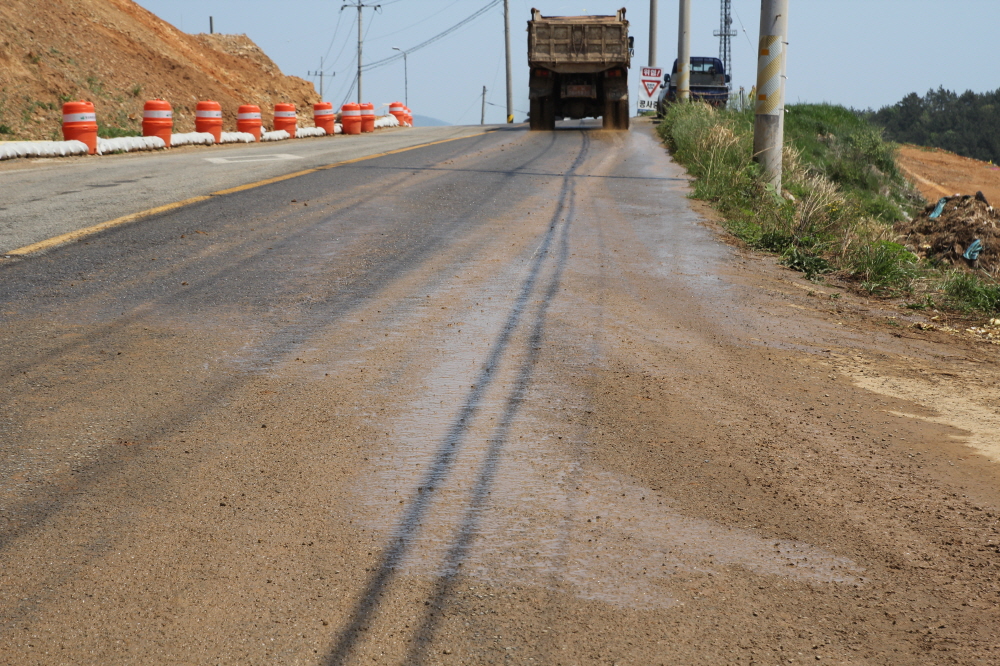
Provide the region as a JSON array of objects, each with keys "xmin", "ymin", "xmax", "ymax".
[
  {"xmin": 0, "ymin": 0, "xmax": 318, "ymax": 140},
  {"xmin": 896, "ymin": 192, "xmax": 1000, "ymax": 274}
]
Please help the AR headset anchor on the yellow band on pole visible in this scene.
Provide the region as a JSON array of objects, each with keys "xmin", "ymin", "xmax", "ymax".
[{"xmin": 754, "ymin": 35, "xmax": 783, "ymax": 116}]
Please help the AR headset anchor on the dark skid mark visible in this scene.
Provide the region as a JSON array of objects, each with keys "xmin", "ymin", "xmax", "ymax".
[
  {"xmin": 0, "ymin": 129, "xmax": 561, "ymax": 628},
  {"xmin": 322, "ymin": 132, "xmax": 591, "ymax": 666},
  {"xmin": 404, "ymin": 150, "xmax": 577, "ymax": 666}
]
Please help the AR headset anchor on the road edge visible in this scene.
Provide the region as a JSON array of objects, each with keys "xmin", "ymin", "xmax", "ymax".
[{"xmin": 2, "ymin": 130, "xmax": 491, "ymax": 261}]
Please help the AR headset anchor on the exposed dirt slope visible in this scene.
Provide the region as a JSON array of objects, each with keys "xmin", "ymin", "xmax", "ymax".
[
  {"xmin": 898, "ymin": 144, "xmax": 1000, "ymax": 205},
  {"xmin": 0, "ymin": 0, "xmax": 318, "ymax": 140}
]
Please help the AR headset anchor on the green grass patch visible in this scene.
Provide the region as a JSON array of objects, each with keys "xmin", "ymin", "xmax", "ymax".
[
  {"xmin": 944, "ymin": 273, "xmax": 1000, "ymax": 313},
  {"xmin": 657, "ymin": 101, "xmax": 1000, "ymax": 314}
]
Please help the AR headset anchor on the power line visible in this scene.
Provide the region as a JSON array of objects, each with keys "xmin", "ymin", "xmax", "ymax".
[
  {"xmin": 365, "ymin": 0, "xmax": 464, "ymax": 43},
  {"xmin": 487, "ymin": 100, "xmax": 526, "ymax": 114},
  {"xmin": 362, "ymin": 0, "xmax": 501, "ymax": 72}
]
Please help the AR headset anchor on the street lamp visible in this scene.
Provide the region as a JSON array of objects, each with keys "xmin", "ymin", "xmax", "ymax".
[{"xmin": 392, "ymin": 46, "xmax": 408, "ymax": 107}]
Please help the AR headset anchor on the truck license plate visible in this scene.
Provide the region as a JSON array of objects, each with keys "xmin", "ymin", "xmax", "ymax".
[{"xmin": 565, "ymin": 85, "xmax": 594, "ymax": 98}]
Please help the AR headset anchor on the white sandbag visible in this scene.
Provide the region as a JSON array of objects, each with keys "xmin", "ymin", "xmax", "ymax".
[
  {"xmin": 0, "ymin": 140, "xmax": 90, "ymax": 160},
  {"xmin": 374, "ymin": 114, "xmax": 400, "ymax": 128},
  {"xmin": 261, "ymin": 130, "xmax": 291, "ymax": 142},
  {"xmin": 219, "ymin": 132, "xmax": 257, "ymax": 144},
  {"xmin": 170, "ymin": 132, "xmax": 216, "ymax": 147},
  {"xmin": 294, "ymin": 127, "xmax": 326, "ymax": 138},
  {"xmin": 96, "ymin": 135, "xmax": 166, "ymax": 155}
]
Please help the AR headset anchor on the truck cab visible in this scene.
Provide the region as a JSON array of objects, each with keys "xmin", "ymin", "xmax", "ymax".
[{"xmin": 657, "ymin": 57, "xmax": 730, "ymax": 114}]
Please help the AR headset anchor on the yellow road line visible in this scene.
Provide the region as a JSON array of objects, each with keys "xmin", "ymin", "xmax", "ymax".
[
  {"xmin": 5, "ymin": 131, "xmax": 491, "ymax": 259},
  {"xmin": 6, "ymin": 196, "xmax": 213, "ymax": 257}
]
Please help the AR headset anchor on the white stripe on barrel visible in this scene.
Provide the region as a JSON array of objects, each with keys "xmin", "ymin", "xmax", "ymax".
[
  {"xmin": 314, "ymin": 108, "xmax": 335, "ymax": 116},
  {"xmin": 142, "ymin": 109, "xmax": 173, "ymax": 119},
  {"xmin": 63, "ymin": 113, "xmax": 97, "ymax": 123},
  {"xmin": 274, "ymin": 111, "xmax": 297, "ymax": 118},
  {"xmin": 237, "ymin": 112, "xmax": 262, "ymax": 120},
  {"xmin": 195, "ymin": 109, "xmax": 222, "ymax": 118},
  {"xmin": 342, "ymin": 108, "xmax": 361, "ymax": 116}
]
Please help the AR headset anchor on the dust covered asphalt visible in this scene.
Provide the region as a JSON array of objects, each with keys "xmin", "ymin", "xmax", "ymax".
[{"xmin": 1, "ymin": 119, "xmax": 1000, "ymax": 664}]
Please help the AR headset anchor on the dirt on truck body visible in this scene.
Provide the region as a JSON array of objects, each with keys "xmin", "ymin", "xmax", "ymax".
[{"xmin": 527, "ymin": 7, "xmax": 631, "ymax": 131}]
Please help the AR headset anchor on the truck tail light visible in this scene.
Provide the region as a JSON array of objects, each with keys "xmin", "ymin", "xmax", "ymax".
[
  {"xmin": 534, "ymin": 69, "xmax": 550, "ymax": 77},
  {"xmin": 605, "ymin": 68, "xmax": 622, "ymax": 78}
]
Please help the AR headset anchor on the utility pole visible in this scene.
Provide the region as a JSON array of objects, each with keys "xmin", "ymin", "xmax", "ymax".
[
  {"xmin": 308, "ymin": 58, "xmax": 326, "ymax": 100},
  {"xmin": 342, "ymin": 2, "xmax": 381, "ymax": 103},
  {"xmin": 504, "ymin": 0, "xmax": 513, "ymax": 123},
  {"xmin": 752, "ymin": 0, "xmax": 789, "ymax": 190},
  {"xmin": 209, "ymin": 16, "xmax": 214, "ymax": 34},
  {"xmin": 677, "ymin": 0, "xmax": 691, "ymax": 101},
  {"xmin": 648, "ymin": 0, "xmax": 657, "ymax": 67},
  {"xmin": 392, "ymin": 47, "xmax": 408, "ymax": 106},
  {"xmin": 481, "ymin": 86, "xmax": 487, "ymax": 125}
]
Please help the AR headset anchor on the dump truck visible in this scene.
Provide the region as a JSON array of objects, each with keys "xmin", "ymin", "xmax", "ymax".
[
  {"xmin": 527, "ymin": 8, "xmax": 632, "ymax": 131},
  {"xmin": 657, "ymin": 56, "xmax": 730, "ymax": 114}
]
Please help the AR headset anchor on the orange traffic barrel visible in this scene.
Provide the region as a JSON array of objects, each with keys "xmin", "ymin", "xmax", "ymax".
[
  {"xmin": 141, "ymin": 99, "xmax": 173, "ymax": 147},
  {"xmin": 237, "ymin": 104, "xmax": 262, "ymax": 141},
  {"xmin": 403, "ymin": 106, "xmax": 414, "ymax": 127},
  {"xmin": 274, "ymin": 103, "xmax": 297, "ymax": 138},
  {"xmin": 360, "ymin": 102, "xmax": 375, "ymax": 133},
  {"xmin": 313, "ymin": 102, "xmax": 335, "ymax": 134},
  {"xmin": 62, "ymin": 101, "xmax": 98, "ymax": 154},
  {"xmin": 195, "ymin": 100, "xmax": 223, "ymax": 143},
  {"xmin": 389, "ymin": 101, "xmax": 405, "ymax": 124},
  {"xmin": 341, "ymin": 102, "xmax": 361, "ymax": 135}
]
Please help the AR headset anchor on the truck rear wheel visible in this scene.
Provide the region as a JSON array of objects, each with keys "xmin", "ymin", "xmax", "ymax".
[
  {"xmin": 616, "ymin": 100, "xmax": 629, "ymax": 130},
  {"xmin": 602, "ymin": 99, "xmax": 616, "ymax": 129},
  {"xmin": 543, "ymin": 97, "xmax": 556, "ymax": 130},
  {"xmin": 529, "ymin": 98, "xmax": 544, "ymax": 131},
  {"xmin": 530, "ymin": 97, "xmax": 557, "ymax": 131}
]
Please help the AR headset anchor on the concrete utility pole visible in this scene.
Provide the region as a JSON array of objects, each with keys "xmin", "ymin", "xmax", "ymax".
[
  {"xmin": 481, "ymin": 86, "xmax": 487, "ymax": 125},
  {"xmin": 676, "ymin": 0, "xmax": 691, "ymax": 101},
  {"xmin": 342, "ymin": 2, "xmax": 381, "ymax": 103},
  {"xmin": 752, "ymin": 0, "xmax": 789, "ymax": 191},
  {"xmin": 504, "ymin": 0, "xmax": 513, "ymax": 123},
  {"xmin": 648, "ymin": 0, "xmax": 657, "ymax": 67},
  {"xmin": 209, "ymin": 16, "xmax": 214, "ymax": 34}
]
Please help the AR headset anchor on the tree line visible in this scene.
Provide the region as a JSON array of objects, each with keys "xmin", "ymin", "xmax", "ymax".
[{"xmin": 863, "ymin": 87, "xmax": 1000, "ymax": 165}]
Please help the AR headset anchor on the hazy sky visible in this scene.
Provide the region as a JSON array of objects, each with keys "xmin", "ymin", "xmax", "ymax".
[{"xmin": 133, "ymin": 0, "xmax": 998, "ymax": 125}]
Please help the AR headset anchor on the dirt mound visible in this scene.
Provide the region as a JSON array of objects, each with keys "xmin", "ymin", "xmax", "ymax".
[
  {"xmin": 896, "ymin": 193, "xmax": 1000, "ymax": 275},
  {"xmin": 898, "ymin": 144, "xmax": 1000, "ymax": 206},
  {"xmin": 0, "ymin": 0, "xmax": 318, "ymax": 140}
]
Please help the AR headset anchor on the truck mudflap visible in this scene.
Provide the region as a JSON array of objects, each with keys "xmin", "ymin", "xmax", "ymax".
[
  {"xmin": 604, "ymin": 78, "xmax": 629, "ymax": 102},
  {"xmin": 529, "ymin": 76, "xmax": 555, "ymax": 100}
]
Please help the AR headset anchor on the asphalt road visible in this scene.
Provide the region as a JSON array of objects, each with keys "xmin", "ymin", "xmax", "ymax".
[
  {"xmin": 2, "ymin": 119, "xmax": 999, "ymax": 664},
  {"xmin": 0, "ymin": 125, "xmax": 492, "ymax": 254}
]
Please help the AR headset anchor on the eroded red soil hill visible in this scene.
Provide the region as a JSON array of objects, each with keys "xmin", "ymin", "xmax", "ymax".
[{"xmin": 0, "ymin": 0, "xmax": 318, "ymax": 139}]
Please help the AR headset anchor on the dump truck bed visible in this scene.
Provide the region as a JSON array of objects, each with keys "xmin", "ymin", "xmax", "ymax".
[{"xmin": 527, "ymin": 8, "xmax": 630, "ymax": 74}]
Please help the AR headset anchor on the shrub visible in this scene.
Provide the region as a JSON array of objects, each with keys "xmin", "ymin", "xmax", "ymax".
[
  {"xmin": 657, "ymin": 101, "xmax": 924, "ymax": 297},
  {"xmin": 944, "ymin": 273, "xmax": 1000, "ymax": 313},
  {"xmin": 848, "ymin": 241, "xmax": 917, "ymax": 294}
]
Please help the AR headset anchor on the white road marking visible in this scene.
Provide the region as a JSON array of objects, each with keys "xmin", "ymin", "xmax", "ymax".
[{"xmin": 204, "ymin": 153, "xmax": 304, "ymax": 164}]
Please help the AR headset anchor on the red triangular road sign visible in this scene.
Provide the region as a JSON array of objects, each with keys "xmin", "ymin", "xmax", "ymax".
[{"xmin": 642, "ymin": 79, "xmax": 660, "ymax": 97}]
